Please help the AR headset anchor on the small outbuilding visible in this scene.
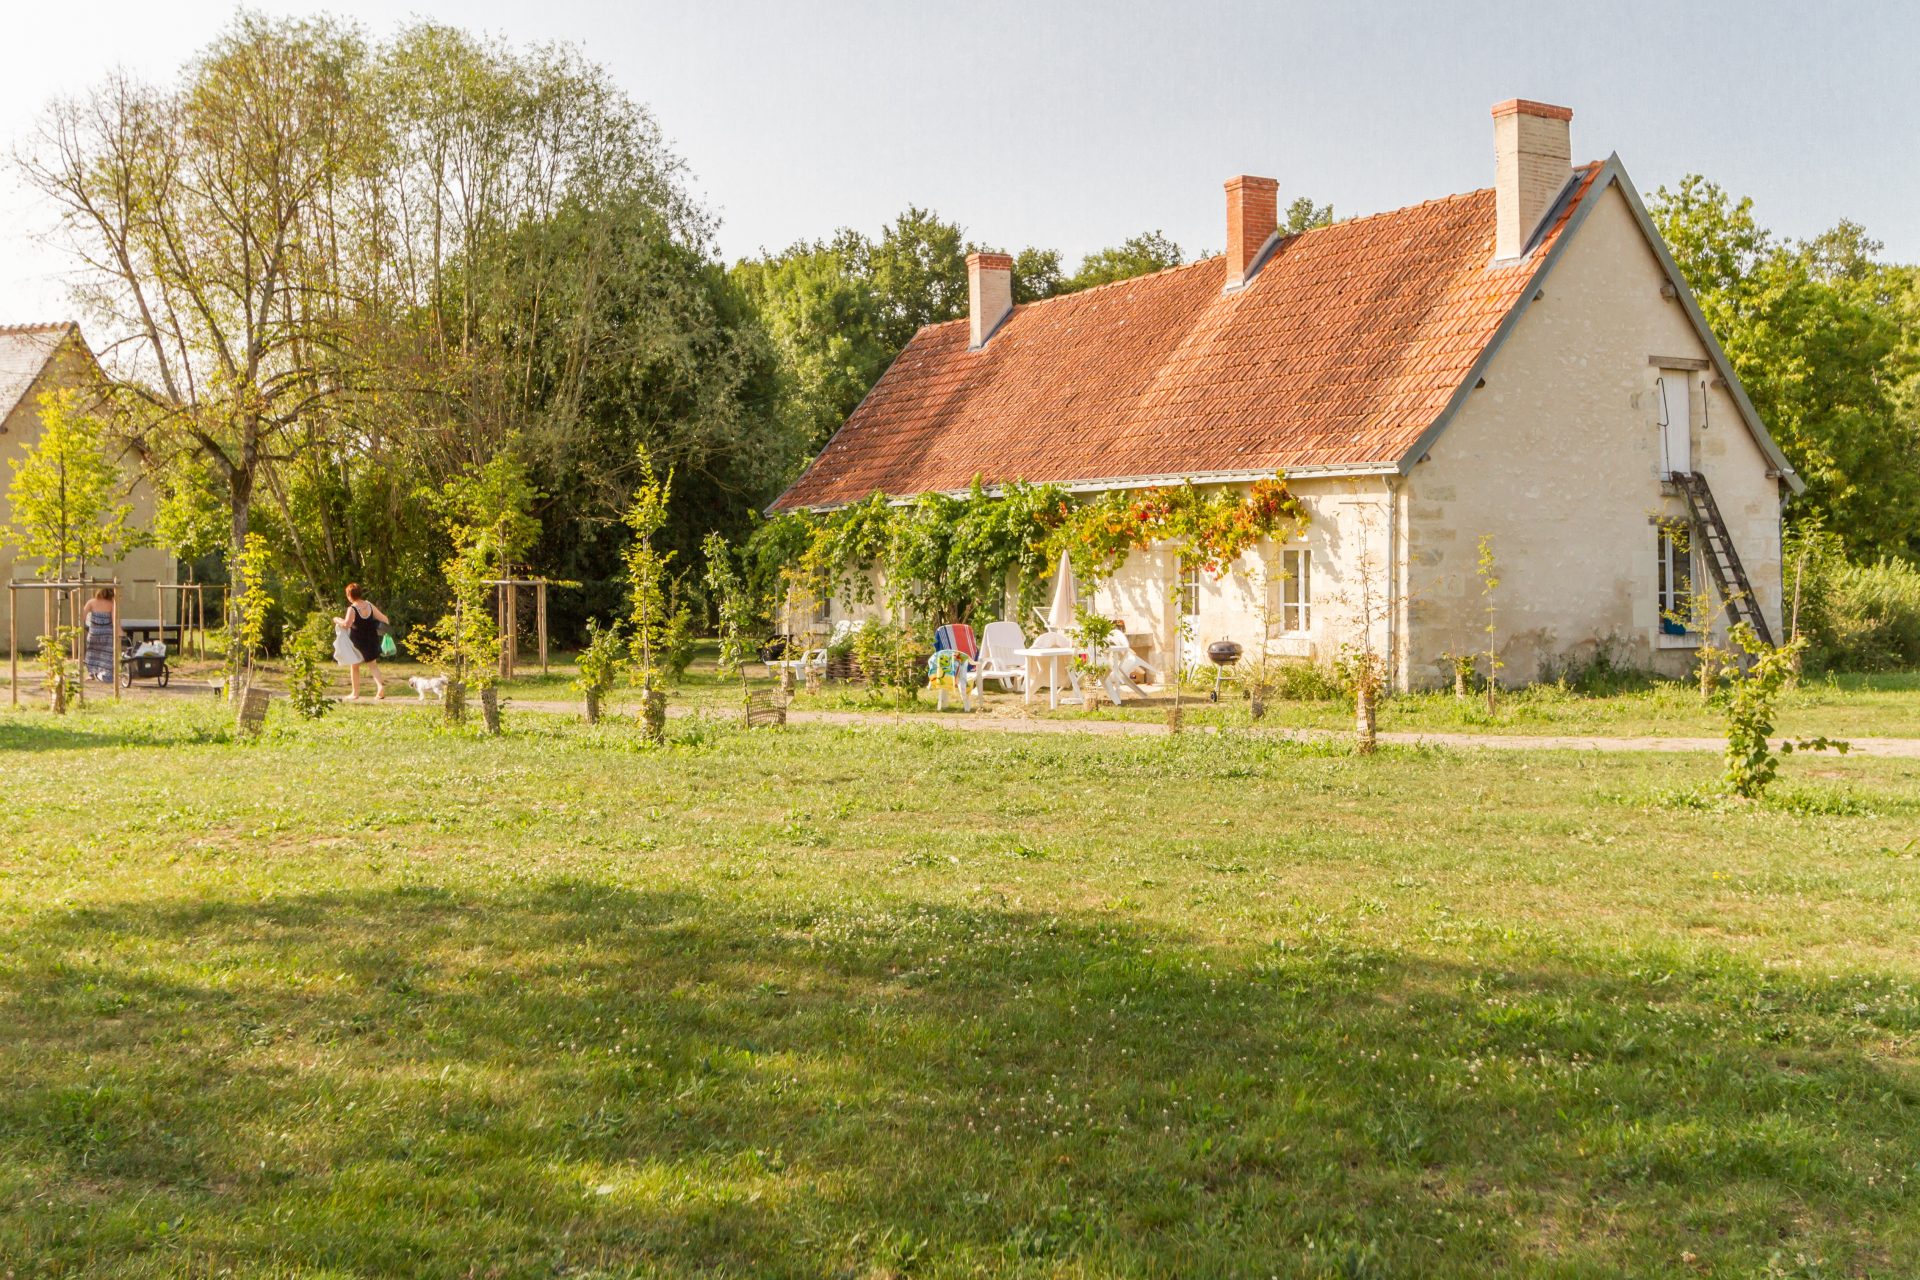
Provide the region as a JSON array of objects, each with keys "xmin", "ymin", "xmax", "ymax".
[{"xmin": 1, "ymin": 323, "xmax": 174, "ymax": 653}]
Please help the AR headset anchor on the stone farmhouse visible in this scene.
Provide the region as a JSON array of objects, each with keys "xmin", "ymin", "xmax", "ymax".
[
  {"xmin": 773, "ymin": 99, "xmax": 1800, "ymax": 689},
  {"xmin": 0, "ymin": 323, "xmax": 171, "ymax": 652}
]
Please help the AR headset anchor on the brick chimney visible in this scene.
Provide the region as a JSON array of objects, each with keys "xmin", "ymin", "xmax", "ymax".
[
  {"xmin": 1224, "ymin": 175, "xmax": 1279, "ymax": 291},
  {"xmin": 1492, "ymin": 99, "xmax": 1573, "ymax": 260},
  {"xmin": 967, "ymin": 252, "xmax": 1014, "ymax": 348}
]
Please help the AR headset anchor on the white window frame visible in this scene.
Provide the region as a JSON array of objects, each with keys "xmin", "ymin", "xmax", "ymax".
[
  {"xmin": 1179, "ymin": 561, "xmax": 1201, "ymax": 619},
  {"xmin": 1272, "ymin": 547, "xmax": 1312, "ymax": 634},
  {"xmin": 1656, "ymin": 525, "xmax": 1696, "ymax": 638}
]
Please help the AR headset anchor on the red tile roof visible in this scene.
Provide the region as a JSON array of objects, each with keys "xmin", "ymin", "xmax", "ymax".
[{"xmin": 774, "ymin": 165, "xmax": 1603, "ymax": 511}]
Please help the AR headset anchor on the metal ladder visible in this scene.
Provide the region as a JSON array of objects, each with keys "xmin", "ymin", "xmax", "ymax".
[{"xmin": 1672, "ymin": 470, "xmax": 1774, "ymax": 646}]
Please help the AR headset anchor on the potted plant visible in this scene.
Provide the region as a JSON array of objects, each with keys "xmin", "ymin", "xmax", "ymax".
[
  {"xmin": 825, "ymin": 630, "xmax": 859, "ymax": 682},
  {"xmin": 1071, "ymin": 606, "xmax": 1118, "ymax": 713}
]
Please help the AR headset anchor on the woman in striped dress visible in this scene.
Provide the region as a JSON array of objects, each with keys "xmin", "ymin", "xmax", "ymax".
[{"xmin": 80, "ymin": 586, "xmax": 116, "ymax": 682}]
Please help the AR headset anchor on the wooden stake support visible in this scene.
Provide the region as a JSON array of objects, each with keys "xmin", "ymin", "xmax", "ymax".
[{"xmin": 483, "ymin": 577, "xmax": 569, "ymax": 682}]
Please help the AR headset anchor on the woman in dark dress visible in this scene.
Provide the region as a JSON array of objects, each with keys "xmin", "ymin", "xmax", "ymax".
[{"xmin": 335, "ymin": 583, "xmax": 389, "ymax": 700}]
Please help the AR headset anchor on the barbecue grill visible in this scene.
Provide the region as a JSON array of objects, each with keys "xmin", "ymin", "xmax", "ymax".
[{"xmin": 1204, "ymin": 640, "xmax": 1242, "ymax": 702}]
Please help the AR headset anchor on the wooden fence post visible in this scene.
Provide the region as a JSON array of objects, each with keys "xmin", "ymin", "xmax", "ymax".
[
  {"xmin": 536, "ymin": 580, "xmax": 548, "ymax": 674},
  {"xmin": 110, "ymin": 581, "xmax": 121, "ymax": 700}
]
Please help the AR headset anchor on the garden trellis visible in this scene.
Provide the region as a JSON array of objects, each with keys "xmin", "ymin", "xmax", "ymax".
[{"xmin": 751, "ymin": 474, "xmax": 1310, "ymax": 631}]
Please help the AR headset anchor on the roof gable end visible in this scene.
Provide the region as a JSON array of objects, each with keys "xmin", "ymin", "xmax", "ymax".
[{"xmin": 1394, "ymin": 157, "xmax": 1801, "ymax": 492}]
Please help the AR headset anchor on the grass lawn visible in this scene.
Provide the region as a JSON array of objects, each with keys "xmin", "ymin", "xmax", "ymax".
[{"xmin": 3, "ymin": 697, "xmax": 1920, "ymax": 1277}]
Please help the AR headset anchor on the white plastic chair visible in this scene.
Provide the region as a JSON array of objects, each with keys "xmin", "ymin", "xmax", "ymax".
[
  {"xmin": 971, "ymin": 620, "xmax": 1028, "ymax": 693},
  {"xmin": 1100, "ymin": 639, "xmax": 1150, "ymax": 701}
]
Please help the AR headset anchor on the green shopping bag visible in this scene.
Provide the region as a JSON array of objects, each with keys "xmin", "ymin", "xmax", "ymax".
[{"xmin": 380, "ymin": 632, "xmax": 398, "ymax": 658}]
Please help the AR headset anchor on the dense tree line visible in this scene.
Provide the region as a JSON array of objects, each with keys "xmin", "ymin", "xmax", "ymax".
[{"xmin": 21, "ymin": 14, "xmax": 797, "ymax": 638}]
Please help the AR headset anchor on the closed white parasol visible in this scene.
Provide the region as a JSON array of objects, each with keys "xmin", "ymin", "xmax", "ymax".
[{"xmin": 1046, "ymin": 549, "xmax": 1078, "ymax": 634}]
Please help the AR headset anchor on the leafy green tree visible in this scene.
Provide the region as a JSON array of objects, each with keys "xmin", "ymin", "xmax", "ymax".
[
  {"xmin": 230, "ymin": 532, "xmax": 274, "ymax": 693},
  {"xmin": 858, "ymin": 207, "xmax": 972, "ymax": 351},
  {"xmin": 1283, "ymin": 196, "xmax": 1334, "ymax": 233},
  {"xmin": 730, "ymin": 241, "xmax": 886, "ymax": 453},
  {"xmin": 412, "ymin": 453, "xmax": 543, "ymax": 720},
  {"xmin": 622, "ymin": 449, "xmax": 676, "ymax": 739},
  {"xmin": 573, "ymin": 618, "xmax": 625, "ymax": 724},
  {"xmin": 2, "ymin": 388, "xmax": 136, "ymax": 580},
  {"xmin": 1011, "ymin": 247, "xmax": 1064, "ymax": 303},
  {"xmin": 147, "ymin": 453, "xmax": 227, "ymax": 571},
  {"xmin": 703, "ymin": 531, "xmax": 755, "ymax": 697},
  {"xmin": 1061, "ymin": 231, "xmax": 1186, "ymax": 293},
  {"xmin": 22, "ymin": 14, "xmax": 367, "ymax": 611}
]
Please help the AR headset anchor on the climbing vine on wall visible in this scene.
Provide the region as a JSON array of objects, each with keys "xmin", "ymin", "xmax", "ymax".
[
  {"xmin": 746, "ymin": 472, "xmax": 1309, "ymax": 630},
  {"xmin": 1063, "ymin": 477, "xmax": 1308, "ymax": 579}
]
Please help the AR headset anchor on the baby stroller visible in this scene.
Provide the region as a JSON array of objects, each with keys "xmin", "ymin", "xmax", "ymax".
[{"xmin": 121, "ymin": 639, "xmax": 171, "ymax": 689}]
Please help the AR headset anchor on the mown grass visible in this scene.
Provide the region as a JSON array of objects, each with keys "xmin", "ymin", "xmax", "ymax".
[{"xmin": 3, "ymin": 700, "xmax": 1920, "ymax": 1277}]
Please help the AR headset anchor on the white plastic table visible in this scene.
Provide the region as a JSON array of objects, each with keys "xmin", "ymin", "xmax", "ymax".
[{"xmin": 1014, "ymin": 646, "xmax": 1079, "ymax": 709}]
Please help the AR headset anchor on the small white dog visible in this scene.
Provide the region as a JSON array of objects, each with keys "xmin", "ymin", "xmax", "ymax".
[{"xmin": 409, "ymin": 675, "xmax": 449, "ymax": 702}]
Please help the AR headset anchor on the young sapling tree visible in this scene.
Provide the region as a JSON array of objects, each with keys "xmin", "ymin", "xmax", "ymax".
[
  {"xmin": 623, "ymin": 452, "xmax": 676, "ymax": 741},
  {"xmin": 2, "ymin": 388, "xmax": 135, "ymax": 582},
  {"xmin": 230, "ymin": 532, "xmax": 274, "ymax": 698},
  {"xmin": 37, "ymin": 623, "xmax": 82, "ymax": 714},
  {"xmin": 573, "ymin": 619, "xmax": 624, "ymax": 725},
  {"xmin": 283, "ymin": 614, "xmax": 334, "ymax": 719},
  {"xmin": 414, "ymin": 453, "xmax": 543, "ymax": 728},
  {"xmin": 1476, "ymin": 534, "xmax": 1502, "ymax": 715},
  {"xmin": 1719, "ymin": 624, "xmax": 1846, "ymax": 798},
  {"xmin": 704, "ymin": 531, "xmax": 756, "ymax": 703}
]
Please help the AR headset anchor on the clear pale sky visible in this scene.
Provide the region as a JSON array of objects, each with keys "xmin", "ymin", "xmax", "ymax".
[{"xmin": 3, "ymin": 0, "xmax": 1915, "ymax": 324}]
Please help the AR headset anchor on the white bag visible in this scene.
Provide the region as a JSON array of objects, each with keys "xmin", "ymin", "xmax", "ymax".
[{"xmin": 333, "ymin": 629, "xmax": 360, "ymax": 666}]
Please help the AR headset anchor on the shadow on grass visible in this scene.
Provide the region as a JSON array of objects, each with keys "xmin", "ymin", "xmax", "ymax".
[
  {"xmin": 2, "ymin": 883, "xmax": 1917, "ymax": 1277},
  {"xmin": 0, "ymin": 709, "xmax": 232, "ymax": 753}
]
